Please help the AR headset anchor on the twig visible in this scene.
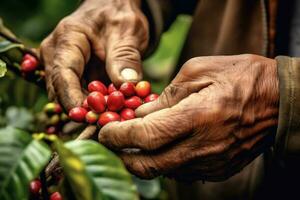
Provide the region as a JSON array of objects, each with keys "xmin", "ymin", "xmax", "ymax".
[{"xmin": 45, "ymin": 125, "xmax": 98, "ymax": 178}]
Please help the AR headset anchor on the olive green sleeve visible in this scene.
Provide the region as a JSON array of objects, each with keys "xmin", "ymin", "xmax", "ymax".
[{"xmin": 275, "ymin": 56, "xmax": 300, "ymax": 162}]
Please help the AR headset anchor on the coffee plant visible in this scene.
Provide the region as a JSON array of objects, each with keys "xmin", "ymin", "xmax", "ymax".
[{"xmin": 0, "ymin": 18, "xmax": 161, "ymax": 200}]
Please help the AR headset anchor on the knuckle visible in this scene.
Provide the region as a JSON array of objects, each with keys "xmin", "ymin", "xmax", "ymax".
[{"xmin": 130, "ymin": 158, "xmax": 159, "ymax": 179}]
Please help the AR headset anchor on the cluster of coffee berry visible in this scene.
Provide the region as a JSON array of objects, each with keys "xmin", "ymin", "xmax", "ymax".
[
  {"xmin": 43, "ymin": 102, "xmax": 69, "ymax": 135},
  {"xmin": 20, "ymin": 53, "xmax": 45, "ymax": 79},
  {"xmin": 29, "ymin": 179, "xmax": 62, "ymax": 200},
  {"xmin": 68, "ymin": 80, "xmax": 159, "ymax": 126}
]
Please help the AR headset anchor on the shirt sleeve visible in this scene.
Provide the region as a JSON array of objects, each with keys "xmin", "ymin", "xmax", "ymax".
[{"xmin": 275, "ymin": 56, "xmax": 300, "ymax": 163}]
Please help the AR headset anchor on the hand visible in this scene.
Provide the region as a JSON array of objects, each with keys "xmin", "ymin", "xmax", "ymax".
[
  {"xmin": 40, "ymin": 0, "xmax": 148, "ymax": 110},
  {"xmin": 99, "ymin": 54, "xmax": 279, "ymax": 181}
]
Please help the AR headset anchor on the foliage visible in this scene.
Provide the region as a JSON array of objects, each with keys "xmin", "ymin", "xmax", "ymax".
[
  {"xmin": 0, "ymin": 59, "xmax": 6, "ymax": 77},
  {"xmin": 0, "ymin": 126, "xmax": 51, "ymax": 200}
]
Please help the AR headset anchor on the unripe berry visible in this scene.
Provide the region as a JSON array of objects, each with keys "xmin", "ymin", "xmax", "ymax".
[
  {"xmin": 50, "ymin": 192, "xmax": 63, "ymax": 200},
  {"xmin": 135, "ymin": 81, "xmax": 151, "ymax": 98},
  {"xmin": 44, "ymin": 102, "xmax": 62, "ymax": 115},
  {"xmin": 87, "ymin": 92, "xmax": 106, "ymax": 113},
  {"xmin": 21, "ymin": 55, "xmax": 38, "ymax": 72},
  {"xmin": 49, "ymin": 115, "xmax": 60, "ymax": 126},
  {"xmin": 98, "ymin": 111, "xmax": 120, "ymax": 126},
  {"xmin": 29, "ymin": 179, "xmax": 41, "ymax": 195},
  {"xmin": 119, "ymin": 82, "xmax": 135, "ymax": 97},
  {"xmin": 85, "ymin": 111, "xmax": 99, "ymax": 124},
  {"xmin": 88, "ymin": 81, "xmax": 108, "ymax": 95},
  {"xmin": 120, "ymin": 108, "xmax": 135, "ymax": 120},
  {"xmin": 68, "ymin": 107, "xmax": 87, "ymax": 122},
  {"xmin": 108, "ymin": 83, "xmax": 118, "ymax": 94},
  {"xmin": 107, "ymin": 91, "xmax": 125, "ymax": 111},
  {"xmin": 124, "ymin": 96, "xmax": 142, "ymax": 109},
  {"xmin": 144, "ymin": 93, "xmax": 159, "ymax": 103}
]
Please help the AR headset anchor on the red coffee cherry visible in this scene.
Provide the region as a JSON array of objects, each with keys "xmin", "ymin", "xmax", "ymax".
[
  {"xmin": 98, "ymin": 111, "xmax": 120, "ymax": 126},
  {"xmin": 87, "ymin": 92, "xmax": 106, "ymax": 113},
  {"xmin": 135, "ymin": 81, "xmax": 151, "ymax": 98},
  {"xmin": 68, "ymin": 107, "xmax": 88, "ymax": 122},
  {"xmin": 124, "ymin": 96, "xmax": 142, "ymax": 109},
  {"xmin": 21, "ymin": 54, "xmax": 38, "ymax": 72},
  {"xmin": 120, "ymin": 108, "xmax": 135, "ymax": 120},
  {"xmin": 82, "ymin": 98, "xmax": 89, "ymax": 110},
  {"xmin": 108, "ymin": 83, "xmax": 118, "ymax": 94},
  {"xmin": 107, "ymin": 91, "xmax": 125, "ymax": 111},
  {"xmin": 29, "ymin": 179, "xmax": 41, "ymax": 195},
  {"xmin": 119, "ymin": 82, "xmax": 135, "ymax": 97},
  {"xmin": 144, "ymin": 93, "xmax": 159, "ymax": 103},
  {"xmin": 44, "ymin": 102, "xmax": 61, "ymax": 115},
  {"xmin": 85, "ymin": 111, "xmax": 99, "ymax": 124},
  {"xmin": 88, "ymin": 81, "xmax": 108, "ymax": 95},
  {"xmin": 50, "ymin": 192, "xmax": 63, "ymax": 200},
  {"xmin": 46, "ymin": 126, "xmax": 58, "ymax": 135}
]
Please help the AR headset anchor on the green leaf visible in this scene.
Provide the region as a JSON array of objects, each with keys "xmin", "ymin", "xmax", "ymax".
[
  {"xmin": 0, "ymin": 59, "xmax": 6, "ymax": 78},
  {"xmin": 0, "ymin": 126, "xmax": 51, "ymax": 200},
  {"xmin": 55, "ymin": 139, "xmax": 138, "ymax": 200},
  {"xmin": 0, "ymin": 40, "xmax": 23, "ymax": 53},
  {"xmin": 132, "ymin": 176, "xmax": 161, "ymax": 199}
]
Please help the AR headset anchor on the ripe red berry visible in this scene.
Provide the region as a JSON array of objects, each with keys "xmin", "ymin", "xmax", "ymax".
[
  {"xmin": 135, "ymin": 81, "xmax": 151, "ymax": 98},
  {"xmin": 119, "ymin": 82, "xmax": 135, "ymax": 97},
  {"xmin": 29, "ymin": 179, "xmax": 41, "ymax": 195},
  {"xmin": 107, "ymin": 91, "xmax": 125, "ymax": 111},
  {"xmin": 98, "ymin": 111, "xmax": 120, "ymax": 126},
  {"xmin": 144, "ymin": 93, "xmax": 159, "ymax": 103},
  {"xmin": 68, "ymin": 107, "xmax": 88, "ymax": 122},
  {"xmin": 46, "ymin": 126, "xmax": 58, "ymax": 135},
  {"xmin": 50, "ymin": 192, "xmax": 63, "ymax": 200},
  {"xmin": 124, "ymin": 96, "xmax": 142, "ymax": 109},
  {"xmin": 21, "ymin": 56, "xmax": 38, "ymax": 73},
  {"xmin": 88, "ymin": 81, "xmax": 108, "ymax": 95},
  {"xmin": 120, "ymin": 108, "xmax": 135, "ymax": 120},
  {"xmin": 85, "ymin": 111, "xmax": 99, "ymax": 124},
  {"xmin": 108, "ymin": 83, "xmax": 118, "ymax": 94},
  {"xmin": 82, "ymin": 98, "xmax": 89, "ymax": 110},
  {"xmin": 87, "ymin": 92, "xmax": 106, "ymax": 113}
]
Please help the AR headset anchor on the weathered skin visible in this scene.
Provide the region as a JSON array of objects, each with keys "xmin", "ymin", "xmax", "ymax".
[
  {"xmin": 40, "ymin": 0, "xmax": 148, "ymax": 111},
  {"xmin": 99, "ymin": 54, "xmax": 279, "ymax": 181}
]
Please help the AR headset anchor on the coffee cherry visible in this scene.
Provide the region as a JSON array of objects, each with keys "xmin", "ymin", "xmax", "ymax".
[
  {"xmin": 88, "ymin": 81, "xmax": 108, "ymax": 95},
  {"xmin": 29, "ymin": 179, "xmax": 41, "ymax": 195},
  {"xmin": 144, "ymin": 93, "xmax": 159, "ymax": 103},
  {"xmin": 49, "ymin": 115, "xmax": 60, "ymax": 126},
  {"xmin": 85, "ymin": 111, "xmax": 99, "ymax": 124},
  {"xmin": 120, "ymin": 108, "xmax": 135, "ymax": 120},
  {"xmin": 50, "ymin": 192, "xmax": 63, "ymax": 200},
  {"xmin": 124, "ymin": 96, "xmax": 142, "ymax": 109},
  {"xmin": 44, "ymin": 102, "xmax": 62, "ymax": 115},
  {"xmin": 46, "ymin": 126, "xmax": 57, "ymax": 135},
  {"xmin": 107, "ymin": 91, "xmax": 125, "ymax": 111},
  {"xmin": 104, "ymin": 95, "xmax": 108, "ymax": 104},
  {"xmin": 119, "ymin": 82, "xmax": 135, "ymax": 97},
  {"xmin": 68, "ymin": 107, "xmax": 88, "ymax": 122},
  {"xmin": 82, "ymin": 98, "xmax": 89, "ymax": 110},
  {"xmin": 108, "ymin": 83, "xmax": 118, "ymax": 94},
  {"xmin": 135, "ymin": 81, "xmax": 151, "ymax": 98},
  {"xmin": 21, "ymin": 54, "xmax": 38, "ymax": 73},
  {"xmin": 60, "ymin": 113, "xmax": 69, "ymax": 122},
  {"xmin": 98, "ymin": 111, "xmax": 120, "ymax": 126},
  {"xmin": 87, "ymin": 92, "xmax": 106, "ymax": 113}
]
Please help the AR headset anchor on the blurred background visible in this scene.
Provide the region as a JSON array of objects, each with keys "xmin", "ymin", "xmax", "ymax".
[{"xmin": 0, "ymin": 0, "xmax": 191, "ymax": 199}]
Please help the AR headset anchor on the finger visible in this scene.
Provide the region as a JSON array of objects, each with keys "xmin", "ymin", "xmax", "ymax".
[
  {"xmin": 136, "ymin": 80, "xmax": 212, "ymax": 117},
  {"xmin": 105, "ymin": 25, "xmax": 148, "ymax": 86},
  {"xmin": 99, "ymin": 97, "xmax": 194, "ymax": 151},
  {"xmin": 42, "ymin": 31, "xmax": 91, "ymax": 111},
  {"xmin": 117, "ymin": 139, "xmax": 195, "ymax": 179}
]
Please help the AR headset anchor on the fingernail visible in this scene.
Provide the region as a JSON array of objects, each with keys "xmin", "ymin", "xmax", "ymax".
[{"xmin": 121, "ymin": 68, "xmax": 138, "ymax": 81}]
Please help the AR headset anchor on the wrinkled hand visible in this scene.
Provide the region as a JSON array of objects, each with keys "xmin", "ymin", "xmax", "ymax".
[
  {"xmin": 40, "ymin": 0, "xmax": 148, "ymax": 110},
  {"xmin": 99, "ymin": 54, "xmax": 279, "ymax": 181}
]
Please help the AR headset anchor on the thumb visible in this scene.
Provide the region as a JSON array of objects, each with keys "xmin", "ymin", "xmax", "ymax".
[{"xmin": 105, "ymin": 33, "xmax": 145, "ymax": 86}]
